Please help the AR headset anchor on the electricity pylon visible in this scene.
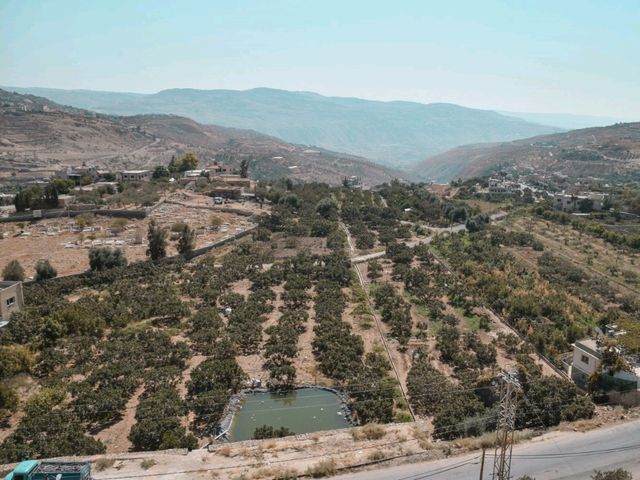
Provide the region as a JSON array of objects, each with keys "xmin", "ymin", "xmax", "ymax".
[{"xmin": 492, "ymin": 371, "xmax": 521, "ymax": 480}]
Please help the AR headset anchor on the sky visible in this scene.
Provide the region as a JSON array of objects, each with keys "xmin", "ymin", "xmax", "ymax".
[{"xmin": 1, "ymin": 0, "xmax": 639, "ymax": 117}]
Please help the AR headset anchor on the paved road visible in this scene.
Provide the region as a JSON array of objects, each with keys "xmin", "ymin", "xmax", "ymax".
[{"xmin": 335, "ymin": 419, "xmax": 640, "ymax": 480}]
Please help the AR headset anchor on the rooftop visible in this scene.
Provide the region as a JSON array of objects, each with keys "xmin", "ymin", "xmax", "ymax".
[
  {"xmin": 0, "ymin": 280, "xmax": 21, "ymax": 290},
  {"xmin": 574, "ymin": 339, "xmax": 602, "ymax": 358}
]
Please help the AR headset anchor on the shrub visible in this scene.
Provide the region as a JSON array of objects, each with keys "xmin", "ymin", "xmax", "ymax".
[
  {"xmin": 147, "ymin": 220, "xmax": 168, "ymax": 260},
  {"xmin": 351, "ymin": 423, "xmax": 386, "ymax": 441},
  {"xmin": 592, "ymin": 470, "xmax": 632, "ymax": 480},
  {"xmin": 171, "ymin": 222, "xmax": 188, "ymax": 233},
  {"xmin": 0, "ymin": 384, "xmax": 18, "ymax": 416},
  {"xmin": 2, "ymin": 260, "xmax": 24, "ymax": 281},
  {"xmin": 306, "ymin": 459, "xmax": 336, "ymax": 478},
  {"xmin": 140, "ymin": 459, "xmax": 156, "ymax": 470},
  {"xmin": 252, "ymin": 425, "xmax": 294, "ymax": 440},
  {"xmin": 35, "ymin": 259, "xmax": 57, "ymax": 281},
  {"xmin": 88, "ymin": 247, "xmax": 127, "ymax": 271},
  {"xmin": 94, "ymin": 458, "xmax": 115, "ymax": 471},
  {"xmin": 177, "ymin": 225, "xmax": 196, "ymax": 256},
  {"xmin": 110, "ymin": 218, "xmax": 128, "ymax": 234},
  {"xmin": 367, "ymin": 450, "xmax": 386, "ymax": 462},
  {"xmin": 0, "ymin": 345, "xmax": 35, "ymax": 378}
]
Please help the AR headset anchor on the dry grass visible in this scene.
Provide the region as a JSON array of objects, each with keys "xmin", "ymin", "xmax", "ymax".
[
  {"xmin": 217, "ymin": 445, "xmax": 233, "ymax": 457},
  {"xmin": 456, "ymin": 429, "xmax": 534, "ymax": 452},
  {"xmin": 140, "ymin": 458, "xmax": 157, "ymax": 470},
  {"xmin": 306, "ymin": 459, "xmax": 337, "ymax": 478},
  {"xmin": 367, "ymin": 450, "xmax": 387, "ymax": 462},
  {"xmin": 351, "ymin": 423, "xmax": 386, "ymax": 441},
  {"xmin": 411, "ymin": 426, "xmax": 434, "ymax": 450},
  {"xmin": 94, "ymin": 458, "xmax": 115, "ymax": 471},
  {"xmin": 248, "ymin": 467, "xmax": 299, "ymax": 479}
]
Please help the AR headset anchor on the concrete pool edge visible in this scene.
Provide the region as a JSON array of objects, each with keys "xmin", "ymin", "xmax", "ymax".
[{"xmin": 214, "ymin": 385, "xmax": 358, "ymax": 442}]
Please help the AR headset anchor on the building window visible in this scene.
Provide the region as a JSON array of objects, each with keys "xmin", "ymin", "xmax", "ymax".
[
  {"xmin": 581, "ymin": 354, "xmax": 589, "ymax": 365},
  {"xmin": 6, "ymin": 296, "xmax": 15, "ymax": 307}
]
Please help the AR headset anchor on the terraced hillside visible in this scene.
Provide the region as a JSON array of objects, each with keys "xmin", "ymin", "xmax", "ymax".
[
  {"xmin": 417, "ymin": 122, "xmax": 640, "ymax": 181},
  {"xmin": 0, "ymin": 89, "xmax": 399, "ymax": 186}
]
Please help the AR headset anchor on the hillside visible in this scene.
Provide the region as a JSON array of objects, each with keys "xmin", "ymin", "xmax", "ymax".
[
  {"xmin": 3, "ymin": 86, "xmax": 560, "ymax": 168},
  {"xmin": 0, "ymin": 89, "xmax": 399, "ymax": 186},
  {"xmin": 418, "ymin": 122, "xmax": 640, "ymax": 181}
]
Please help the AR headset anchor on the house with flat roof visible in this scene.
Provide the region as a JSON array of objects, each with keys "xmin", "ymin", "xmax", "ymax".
[
  {"xmin": 569, "ymin": 338, "xmax": 639, "ymax": 391},
  {"xmin": 0, "ymin": 281, "xmax": 24, "ymax": 325},
  {"xmin": 552, "ymin": 192, "xmax": 608, "ymax": 212},
  {"xmin": 117, "ymin": 170, "xmax": 152, "ymax": 182}
]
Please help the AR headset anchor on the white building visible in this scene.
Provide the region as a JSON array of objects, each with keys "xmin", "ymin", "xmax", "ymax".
[{"xmin": 570, "ymin": 338, "xmax": 639, "ymax": 391}]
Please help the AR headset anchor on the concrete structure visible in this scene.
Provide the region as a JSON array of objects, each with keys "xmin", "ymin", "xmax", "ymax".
[
  {"xmin": 58, "ymin": 166, "xmax": 108, "ymax": 184},
  {"xmin": 214, "ymin": 174, "xmax": 252, "ymax": 188},
  {"xmin": 209, "ymin": 186, "xmax": 242, "ymax": 200},
  {"xmin": 183, "ymin": 169, "xmax": 210, "ymax": 179},
  {"xmin": 569, "ymin": 338, "xmax": 639, "ymax": 391},
  {"xmin": 0, "ymin": 193, "xmax": 15, "ymax": 206},
  {"xmin": 552, "ymin": 192, "xmax": 608, "ymax": 212},
  {"xmin": 570, "ymin": 339, "xmax": 601, "ymax": 385},
  {"xmin": 0, "ymin": 280, "xmax": 24, "ymax": 324},
  {"xmin": 118, "ymin": 170, "xmax": 152, "ymax": 182},
  {"xmin": 211, "ymin": 162, "xmax": 234, "ymax": 174},
  {"xmin": 488, "ymin": 178, "xmax": 520, "ymax": 194},
  {"xmin": 57, "ymin": 194, "xmax": 75, "ymax": 208},
  {"xmin": 343, "ymin": 176, "xmax": 363, "ymax": 189}
]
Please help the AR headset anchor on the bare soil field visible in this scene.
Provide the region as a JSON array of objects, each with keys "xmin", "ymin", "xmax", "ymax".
[{"xmin": 0, "ymin": 196, "xmax": 257, "ymax": 278}]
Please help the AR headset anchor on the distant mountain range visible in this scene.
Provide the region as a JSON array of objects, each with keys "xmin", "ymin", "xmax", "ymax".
[
  {"xmin": 3, "ymin": 86, "xmax": 561, "ymax": 169},
  {"xmin": 498, "ymin": 111, "xmax": 636, "ymax": 130},
  {"xmin": 0, "ymin": 89, "xmax": 399, "ymax": 186},
  {"xmin": 417, "ymin": 122, "xmax": 640, "ymax": 181}
]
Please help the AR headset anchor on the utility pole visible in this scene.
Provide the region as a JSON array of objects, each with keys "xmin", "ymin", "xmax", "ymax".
[
  {"xmin": 492, "ymin": 371, "xmax": 521, "ymax": 480},
  {"xmin": 479, "ymin": 447, "xmax": 486, "ymax": 480}
]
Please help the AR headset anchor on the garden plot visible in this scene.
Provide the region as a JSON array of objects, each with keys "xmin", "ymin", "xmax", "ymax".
[
  {"xmin": 0, "ymin": 203, "xmax": 254, "ymax": 277},
  {"xmin": 508, "ymin": 216, "xmax": 640, "ymax": 292}
]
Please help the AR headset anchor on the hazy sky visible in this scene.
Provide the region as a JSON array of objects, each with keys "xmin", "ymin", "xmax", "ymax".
[{"xmin": 1, "ymin": 0, "xmax": 639, "ymax": 117}]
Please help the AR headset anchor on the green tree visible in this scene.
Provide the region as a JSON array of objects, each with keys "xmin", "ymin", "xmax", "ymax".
[
  {"xmin": 128, "ymin": 387, "xmax": 196, "ymax": 451},
  {"xmin": 0, "ymin": 384, "xmax": 18, "ymax": 417},
  {"xmin": 181, "ymin": 153, "xmax": 199, "ymax": 171},
  {"xmin": 2, "ymin": 260, "xmax": 25, "ymax": 281},
  {"xmin": 240, "ymin": 158, "xmax": 249, "ymax": 178},
  {"xmin": 578, "ymin": 198, "xmax": 594, "ymax": 213},
  {"xmin": 35, "ymin": 259, "xmax": 57, "ymax": 281},
  {"xmin": 367, "ymin": 259, "xmax": 383, "ymax": 281},
  {"xmin": 177, "ymin": 225, "xmax": 196, "ymax": 257},
  {"xmin": 51, "ymin": 178, "xmax": 74, "ymax": 194},
  {"xmin": 147, "ymin": 220, "xmax": 168, "ymax": 261},
  {"xmin": 592, "ymin": 469, "xmax": 632, "ymax": 480},
  {"xmin": 252, "ymin": 425, "xmax": 294, "ymax": 439},
  {"xmin": 315, "ymin": 197, "xmax": 338, "ymax": 219},
  {"xmin": 13, "ymin": 189, "xmax": 31, "ymax": 212},
  {"xmin": 88, "ymin": 247, "xmax": 128, "ymax": 271},
  {"xmin": 153, "ymin": 165, "xmax": 170, "ymax": 179},
  {"xmin": 43, "ymin": 182, "xmax": 59, "ymax": 208}
]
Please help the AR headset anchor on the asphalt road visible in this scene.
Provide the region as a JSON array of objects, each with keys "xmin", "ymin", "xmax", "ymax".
[{"xmin": 335, "ymin": 419, "xmax": 640, "ymax": 480}]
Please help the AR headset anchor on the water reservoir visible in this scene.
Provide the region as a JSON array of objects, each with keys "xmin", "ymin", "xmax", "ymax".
[{"xmin": 228, "ymin": 388, "xmax": 351, "ymax": 441}]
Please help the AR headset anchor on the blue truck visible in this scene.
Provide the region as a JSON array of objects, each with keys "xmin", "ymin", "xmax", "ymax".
[{"xmin": 4, "ymin": 460, "xmax": 92, "ymax": 480}]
